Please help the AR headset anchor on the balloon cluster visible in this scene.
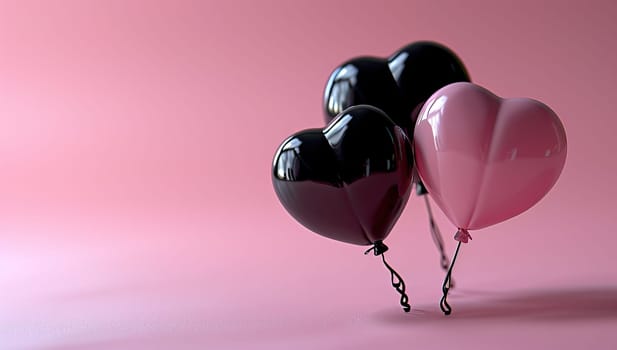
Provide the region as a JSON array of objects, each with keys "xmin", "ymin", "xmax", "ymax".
[{"xmin": 272, "ymin": 41, "xmax": 567, "ymax": 315}]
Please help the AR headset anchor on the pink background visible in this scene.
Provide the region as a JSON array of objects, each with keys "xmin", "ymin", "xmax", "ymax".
[{"xmin": 1, "ymin": 0, "xmax": 616, "ymax": 349}]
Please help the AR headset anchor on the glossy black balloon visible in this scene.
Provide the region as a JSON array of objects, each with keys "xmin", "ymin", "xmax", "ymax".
[
  {"xmin": 388, "ymin": 41, "xmax": 471, "ymax": 127},
  {"xmin": 323, "ymin": 57, "xmax": 409, "ymax": 132},
  {"xmin": 323, "ymin": 41, "xmax": 470, "ymax": 136},
  {"xmin": 272, "ymin": 105, "xmax": 414, "ymax": 246}
]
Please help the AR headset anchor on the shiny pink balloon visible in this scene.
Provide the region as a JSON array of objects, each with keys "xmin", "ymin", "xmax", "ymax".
[{"xmin": 414, "ymin": 82, "xmax": 567, "ymax": 230}]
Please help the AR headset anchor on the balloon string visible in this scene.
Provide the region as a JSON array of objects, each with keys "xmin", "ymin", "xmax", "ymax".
[
  {"xmin": 440, "ymin": 239, "xmax": 462, "ymax": 316},
  {"xmin": 424, "ymin": 196, "xmax": 450, "ymax": 271},
  {"xmin": 365, "ymin": 241, "xmax": 411, "ymax": 313},
  {"xmin": 381, "ymin": 253, "xmax": 411, "ymax": 313}
]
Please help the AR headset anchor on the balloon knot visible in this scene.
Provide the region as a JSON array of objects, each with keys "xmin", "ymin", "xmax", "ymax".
[
  {"xmin": 454, "ymin": 229, "xmax": 472, "ymax": 243},
  {"xmin": 364, "ymin": 241, "xmax": 389, "ymax": 256}
]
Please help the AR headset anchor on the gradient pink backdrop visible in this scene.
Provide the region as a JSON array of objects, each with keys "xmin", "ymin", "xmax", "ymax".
[{"xmin": 1, "ymin": 1, "xmax": 616, "ymax": 349}]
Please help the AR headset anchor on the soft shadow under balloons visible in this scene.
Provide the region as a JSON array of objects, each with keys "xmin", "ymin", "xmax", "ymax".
[{"xmin": 372, "ymin": 287, "xmax": 617, "ymax": 323}]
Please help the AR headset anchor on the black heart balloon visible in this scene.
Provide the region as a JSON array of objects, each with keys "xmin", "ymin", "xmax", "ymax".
[
  {"xmin": 323, "ymin": 41, "xmax": 470, "ymax": 137},
  {"xmin": 323, "ymin": 57, "xmax": 409, "ymax": 134},
  {"xmin": 273, "ymin": 105, "xmax": 413, "ymax": 246},
  {"xmin": 322, "ymin": 41, "xmax": 469, "ymax": 276},
  {"xmin": 388, "ymin": 41, "xmax": 471, "ymax": 129},
  {"xmin": 272, "ymin": 105, "xmax": 414, "ymax": 312}
]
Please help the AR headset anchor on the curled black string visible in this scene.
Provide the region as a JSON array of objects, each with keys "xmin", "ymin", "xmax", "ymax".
[
  {"xmin": 365, "ymin": 241, "xmax": 411, "ymax": 313},
  {"xmin": 440, "ymin": 239, "xmax": 462, "ymax": 316},
  {"xmin": 424, "ymin": 196, "xmax": 449, "ymax": 270}
]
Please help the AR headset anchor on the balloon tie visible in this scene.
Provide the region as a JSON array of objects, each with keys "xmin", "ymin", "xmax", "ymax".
[
  {"xmin": 365, "ymin": 241, "xmax": 411, "ymax": 313},
  {"xmin": 454, "ymin": 229, "xmax": 472, "ymax": 243},
  {"xmin": 440, "ymin": 230, "xmax": 468, "ymax": 315}
]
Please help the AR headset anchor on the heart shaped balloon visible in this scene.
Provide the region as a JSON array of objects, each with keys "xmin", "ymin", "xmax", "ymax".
[
  {"xmin": 323, "ymin": 57, "xmax": 407, "ymax": 131},
  {"xmin": 323, "ymin": 41, "xmax": 470, "ymax": 137},
  {"xmin": 414, "ymin": 82, "xmax": 567, "ymax": 230},
  {"xmin": 272, "ymin": 105, "xmax": 414, "ymax": 246},
  {"xmin": 388, "ymin": 41, "xmax": 470, "ymax": 123}
]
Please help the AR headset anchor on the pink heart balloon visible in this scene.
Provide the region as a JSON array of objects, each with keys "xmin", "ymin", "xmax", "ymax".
[{"xmin": 414, "ymin": 82, "xmax": 567, "ymax": 231}]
